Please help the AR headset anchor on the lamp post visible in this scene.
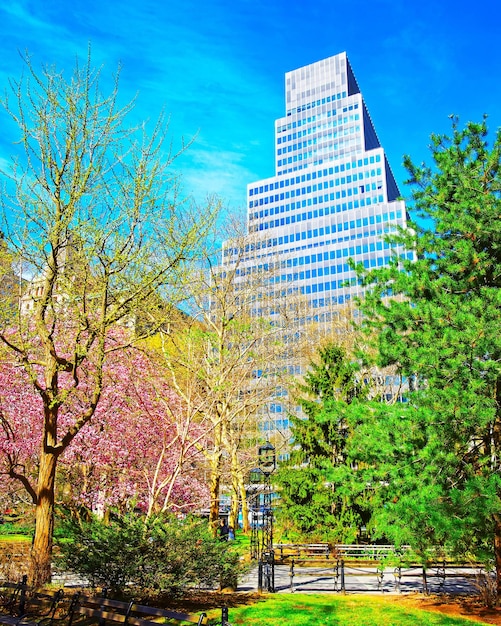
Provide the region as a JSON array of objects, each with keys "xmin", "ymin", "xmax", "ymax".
[{"xmin": 249, "ymin": 441, "xmax": 276, "ymax": 592}]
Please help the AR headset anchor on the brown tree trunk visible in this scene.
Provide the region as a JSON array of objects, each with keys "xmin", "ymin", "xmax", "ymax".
[
  {"xmin": 494, "ymin": 514, "xmax": 501, "ymax": 598},
  {"xmin": 30, "ymin": 448, "xmax": 58, "ymax": 587},
  {"xmin": 209, "ymin": 464, "xmax": 221, "ymax": 537},
  {"xmin": 208, "ymin": 420, "xmax": 224, "ymax": 536},
  {"xmin": 228, "ymin": 447, "xmax": 242, "ymax": 532},
  {"xmin": 229, "ymin": 475, "xmax": 240, "ymax": 532},
  {"xmin": 493, "ymin": 384, "xmax": 501, "ymax": 598}
]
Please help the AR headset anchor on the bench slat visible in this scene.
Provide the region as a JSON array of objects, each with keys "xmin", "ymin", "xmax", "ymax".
[
  {"xmin": 130, "ymin": 603, "xmax": 206, "ymax": 624},
  {"xmin": 70, "ymin": 595, "xmax": 208, "ymax": 626}
]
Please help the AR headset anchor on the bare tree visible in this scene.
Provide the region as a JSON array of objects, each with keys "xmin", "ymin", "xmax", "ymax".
[
  {"xmin": 0, "ymin": 52, "xmax": 218, "ymax": 584},
  {"xmin": 159, "ymin": 219, "xmax": 314, "ymax": 534}
]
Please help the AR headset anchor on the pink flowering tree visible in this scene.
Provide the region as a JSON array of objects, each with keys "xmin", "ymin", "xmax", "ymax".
[
  {"xmin": 0, "ymin": 342, "xmax": 209, "ymax": 523},
  {"xmin": 60, "ymin": 348, "xmax": 209, "ymax": 517}
]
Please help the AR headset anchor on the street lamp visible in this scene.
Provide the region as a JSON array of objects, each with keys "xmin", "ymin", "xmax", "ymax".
[
  {"xmin": 249, "ymin": 466, "xmax": 263, "ymax": 562},
  {"xmin": 249, "ymin": 441, "xmax": 276, "ymax": 592},
  {"xmin": 258, "ymin": 441, "xmax": 276, "ymax": 476}
]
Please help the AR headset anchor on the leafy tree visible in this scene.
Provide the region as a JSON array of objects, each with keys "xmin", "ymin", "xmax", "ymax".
[
  {"xmin": 275, "ymin": 343, "xmax": 369, "ymax": 541},
  {"xmin": 0, "ymin": 53, "xmax": 217, "ymax": 584},
  {"xmin": 352, "ymin": 118, "xmax": 501, "ymax": 588}
]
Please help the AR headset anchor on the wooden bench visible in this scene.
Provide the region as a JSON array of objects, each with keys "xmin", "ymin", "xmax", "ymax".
[
  {"xmin": 335, "ymin": 544, "xmax": 405, "ymax": 560},
  {"xmin": 0, "ymin": 589, "xmax": 64, "ymax": 626},
  {"xmin": 275, "ymin": 543, "xmax": 331, "ymax": 561},
  {"xmin": 68, "ymin": 594, "xmax": 209, "ymax": 626},
  {"xmin": 0, "ymin": 577, "xmax": 28, "ymax": 617}
]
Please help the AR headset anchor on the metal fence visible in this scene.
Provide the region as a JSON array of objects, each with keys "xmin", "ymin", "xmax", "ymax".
[
  {"xmin": 282, "ymin": 560, "xmax": 492, "ymax": 594},
  {"xmin": 267, "ymin": 544, "xmax": 493, "ymax": 595}
]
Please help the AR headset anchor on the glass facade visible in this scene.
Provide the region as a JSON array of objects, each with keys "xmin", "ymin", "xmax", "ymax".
[
  {"xmin": 222, "ymin": 52, "xmax": 413, "ymax": 435},
  {"xmin": 225, "ymin": 52, "xmax": 412, "ymax": 312}
]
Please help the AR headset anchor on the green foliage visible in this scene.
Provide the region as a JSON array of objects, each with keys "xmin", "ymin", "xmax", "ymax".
[
  {"xmin": 275, "ymin": 344, "xmax": 369, "ymax": 541},
  {"xmin": 56, "ymin": 513, "xmax": 244, "ymax": 594},
  {"xmin": 349, "ymin": 118, "xmax": 501, "ymax": 570}
]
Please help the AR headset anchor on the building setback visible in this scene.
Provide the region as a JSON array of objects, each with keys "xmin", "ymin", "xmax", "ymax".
[
  {"xmin": 231, "ymin": 51, "xmax": 413, "ymax": 302},
  {"xmin": 223, "ymin": 52, "xmax": 414, "ymax": 434}
]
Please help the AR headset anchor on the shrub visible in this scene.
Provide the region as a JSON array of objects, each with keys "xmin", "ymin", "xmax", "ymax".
[{"xmin": 56, "ymin": 513, "xmax": 244, "ymax": 594}]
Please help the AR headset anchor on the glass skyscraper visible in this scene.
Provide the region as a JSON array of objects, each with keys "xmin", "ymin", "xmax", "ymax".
[
  {"xmin": 222, "ymin": 52, "xmax": 413, "ymax": 435},
  {"xmin": 232, "ymin": 51, "xmax": 413, "ymax": 312}
]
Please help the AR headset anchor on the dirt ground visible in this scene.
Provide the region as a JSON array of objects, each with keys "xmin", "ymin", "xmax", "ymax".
[
  {"xmin": 164, "ymin": 590, "xmax": 501, "ymax": 625},
  {"xmin": 389, "ymin": 594, "xmax": 501, "ymax": 625}
]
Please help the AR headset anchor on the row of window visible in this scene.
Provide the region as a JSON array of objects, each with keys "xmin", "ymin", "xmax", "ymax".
[
  {"xmin": 249, "ymin": 195, "xmax": 390, "ymax": 232},
  {"xmin": 235, "ymin": 235, "xmax": 396, "ymax": 279},
  {"xmin": 279, "ymin": 240, "xmax": 394, "ymax": 268},
  {"xmin": 224, "ymin": 218, "xmax": 405, "ymax": 264},
  {"xmin": 249, "ymin": 153, "xmax": 381, "ymax": 197},
  {"xmin": 276, "ymin": 131, "xmax": 363, "ymax": 172},
  {"xmin": 277, "ymin": 260, "xmax": 381, "ymax": 284},
  {"xmin": 233, "ymin": 240, "xmax": 398, "ymax": 283},
  {"xmin": 244, "ymin": 252, "xmax": 398, "ymax": 288},
  {"xmin": 277, "ymin": 155, "xmax": 354, "ymax": 176},
  {"xmin": 279, "ymin": 134, "xmax": 361, "ymax": 165},
  {"xmin": 251, "ymin": 288, "xmax": 359, "ymax": 320},
  {"xmin": 298, "ymin": 253, "xmax": 412, "ymax": 294},
  {"xmin": 284, "ymin": 90, "xmax": 348, "ymax": 118},
  {"xmin": 249, "ymin": 177, "xmax": 383, "ymax": 212},
  {"xmin": 244, "ymin": 282, "xmax": 376, "ymax": 313},
  {"xmin": 249, "ymin": 227, "xmax": 392, "ymax": 257},
  {"xmin": 277, "ymin": 109, "xmax": 360, "ymax": 145},
  {"xmin": 277, "ymin": 131, "xmax": 360, "ymax": 165},
  {"xmin": 235, "ymin": 245, "xmax": 413, "ymax": 283},
  {"xmin": 256, "ymin": 167, "xmax": 382, "ymax": 202},
  {"xmin": 277, "ymin": 121, "xmax": 360, "ymax": 154}
]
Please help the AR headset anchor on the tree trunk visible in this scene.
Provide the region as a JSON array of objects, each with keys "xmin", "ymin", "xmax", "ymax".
[
  {"xmin": 494, "ymin": 514, "xmax": 501, "ymax": 598},
  {"xmin": 208, "ymin": 420, "xmax": 224, "ymax": 536},
  {"xmin": 209, "ymin": 464, "xmax": 221, "ymax": 537},
  {"xmin": 493, "ymin": 384, "xmax": 501, "ymax": 597},
  {"xmin": 228, "ymin": 447, "xmax": 243, "ymax": 532},
  {"xmin": 30, "ymin": 448, "xmax": 58, "ymax": 586},
  {"xmin": 208, "ymin": 436, "xmax": 223, "ymax": 536},
  {"xmin": 229, "ymin": 474, "xmax": 240, "ymax": 532}
]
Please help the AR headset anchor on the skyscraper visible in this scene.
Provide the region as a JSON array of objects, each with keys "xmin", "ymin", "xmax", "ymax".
[
  {"xmin": 235, "ymin": 51, "xmax": 412, "ymax": 310},
  {"xmin": 222, "ymin": 52, "xmax": 413, "ymax": 434}
]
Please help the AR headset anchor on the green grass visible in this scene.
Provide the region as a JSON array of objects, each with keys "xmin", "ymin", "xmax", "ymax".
[
  {"xmin": 0, "ymin": 534, "xmax": 31, "ymax": 541},
  {"xmin": 0, "ymin": 520, "xmax": 34, "ymax": 539},
  {"xmin": 231, "ymin": 532, "xmax": 250, "ymax": 553},
  {"xmin": 207, "ymin": 594, "xmax": 489, "ymax": 625}
]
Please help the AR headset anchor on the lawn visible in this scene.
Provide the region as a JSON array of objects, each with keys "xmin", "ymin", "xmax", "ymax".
[
  {"xmin": 208, "ymin": 594, "xmax": 493, "ymax": 625},
  {"xmin": 0, "ymin": 534, "xmax": 31, "ymax": 541}
]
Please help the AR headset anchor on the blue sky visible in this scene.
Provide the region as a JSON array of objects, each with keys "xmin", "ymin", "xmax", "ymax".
[{"xmin": 1, "ymin": 0, "xmax": 500, "ymax": 215}]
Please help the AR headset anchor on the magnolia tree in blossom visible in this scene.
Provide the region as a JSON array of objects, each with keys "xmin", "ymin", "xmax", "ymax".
[
  {"xmin": 62, "ymin": 347, "xmax": 209, "ymax": 516},
  {"xmin": 0, "ymin": 342, "xmax": 209, "ymax": 520}
]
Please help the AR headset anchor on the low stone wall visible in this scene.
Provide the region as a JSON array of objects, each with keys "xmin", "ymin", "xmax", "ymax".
[
  {"xmin": 0, "ymin": 540, "xmax": 30, "ymax": 580},
  {"xmin": 0, "ymin": 541, "xmax": 88, "ymax": 586}
]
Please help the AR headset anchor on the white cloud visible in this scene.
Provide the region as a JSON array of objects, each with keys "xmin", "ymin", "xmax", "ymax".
[{"xmin": 178, "ymin": 145, "xmax": 256, "ymax": 210}]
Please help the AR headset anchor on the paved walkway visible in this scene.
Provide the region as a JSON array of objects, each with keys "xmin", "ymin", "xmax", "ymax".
[{"xmin": 238, "ymin": 562, "xmax": 485, "ymax": 595}]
